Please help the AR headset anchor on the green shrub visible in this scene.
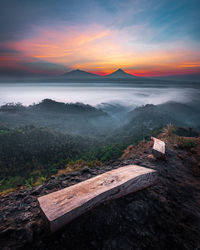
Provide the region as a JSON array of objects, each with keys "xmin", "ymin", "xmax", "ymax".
[
  {"xmin": 0, "ymin": 176, "xmax": 24, "ymax": 191},
  {"xmin": 34, "ymin": 176, "xmax": 47, "ymax": 186},
  {"xmin": 178, "ymin": 138, "xmax": 197, "ymax": 149},
  {"xmin": 25, "ymin": 176, "xmax": 34, "ymax": 188}
]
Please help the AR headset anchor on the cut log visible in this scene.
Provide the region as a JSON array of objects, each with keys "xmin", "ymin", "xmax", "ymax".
[
  {"xmin": 151, "ymin": 137, "xmax": 165, "ymax": 158},
  {"xmin": 38, "ymin": 165, "xmax": 157, "ymax": 232}
]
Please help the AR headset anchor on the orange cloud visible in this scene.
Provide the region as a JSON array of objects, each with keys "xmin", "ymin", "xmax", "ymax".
[{"xmin": 1, "ymin": 24, "xmax": 200, "ymax": 76}]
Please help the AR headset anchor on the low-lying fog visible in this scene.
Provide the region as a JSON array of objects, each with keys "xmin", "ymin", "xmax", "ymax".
[{"xmin": 0, "ymin": 82, "xmax": 199, "ymax": 108}]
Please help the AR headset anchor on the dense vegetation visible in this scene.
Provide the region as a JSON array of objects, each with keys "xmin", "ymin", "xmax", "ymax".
[
  {"xmin": 0, "ymin": 99, "xmax": 199, "ymax": 192},
  {"xmin": 0, "ymin": 125, "xmax": 131, "ymax": 191},
  {"xmin": 0, "ymin": 125, "xmax": 94, "ymax": 191},
  {"xmin": 0, "ymin": 99, "xmax": 114, "ymax": 137}
]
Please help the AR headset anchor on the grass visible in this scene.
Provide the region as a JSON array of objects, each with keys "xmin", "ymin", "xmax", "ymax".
[
  {"xmin": 25, "ymin": 176, "xmax": 34, "ymax": 189},
  {"xmin": 177, "ymin": 137, "xmax": 198, "ymax": 149},
  {"xmin": 33, "ymin": 176, "xmax": 47, "ymax": 186},
  {"xmin": 56, "ymin": 159, "xmax": 103, "ymax": 177},
  {"xmin": 0, "ymin": 188, "xmax": 15, "ymax": 197},
  {"xmin": 162, "ymin": 124, "xmax": 176, "ymax": 137}
]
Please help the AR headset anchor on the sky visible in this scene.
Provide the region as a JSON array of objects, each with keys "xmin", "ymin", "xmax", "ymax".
[{"xmin": 0, "ymin": 0, "xmax": 200, "ymax": 77}]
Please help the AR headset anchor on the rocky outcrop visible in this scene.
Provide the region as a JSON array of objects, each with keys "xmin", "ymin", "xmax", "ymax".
[{"xmin": 0, "ymin": 137, "xmax": 200, "ymax": 249}]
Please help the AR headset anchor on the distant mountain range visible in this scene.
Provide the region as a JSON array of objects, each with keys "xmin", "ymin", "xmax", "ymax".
[
  {"xmin": 62, "ymin": 69, "xmax": 100, "ymax": 79},
  {"xmin": 61, "ymin": 68, "xmax": 137, "ymax": 79},
  {"xmin": 1, "ymin": 68, "xmax": 199, "ymax": 83},
  {"xmin": 61, "ymin": 69, "xmax": 200, "ymax": 81}
]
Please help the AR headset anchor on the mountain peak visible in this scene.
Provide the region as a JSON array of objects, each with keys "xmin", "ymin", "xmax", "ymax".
[
  {"xmin": 116, "ymin": 68, "xmax": 124, "ymax": 72},
  {"xmin": 62, "ymin": 69, "xmax": 99, "ymax": 79},
  {"xmin": 105, "ymin": 68, "xmax": 136, "ymax": 78}
]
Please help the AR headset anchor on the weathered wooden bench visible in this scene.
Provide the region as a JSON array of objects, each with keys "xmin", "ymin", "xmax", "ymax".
[
  {"xmin": 151, "ymin": 137, "xmax": 165, "ymax": 158},
  {"xmin": 38, "ymin": 165, "xmax": 157, "ymax": 232}
]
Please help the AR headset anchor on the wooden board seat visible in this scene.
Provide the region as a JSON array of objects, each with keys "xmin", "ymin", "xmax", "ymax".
[{"xmin": 38, "ymin": 165, "xmax": 157, "ymax": 232}]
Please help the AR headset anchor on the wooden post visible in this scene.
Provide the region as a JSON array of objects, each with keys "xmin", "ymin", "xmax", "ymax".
[
  {"xmin": 151, "ymin": 137, "xmax": 165, "ymax": 158},
  {"xmin": 38, "ymin": 165, "xmax": 157, "ymax": 232}
]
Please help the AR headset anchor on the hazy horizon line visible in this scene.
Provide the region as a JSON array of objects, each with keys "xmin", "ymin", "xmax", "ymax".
[{"xmin": 0, "ymin": 68, "xmax": 200, "ymax": 79}]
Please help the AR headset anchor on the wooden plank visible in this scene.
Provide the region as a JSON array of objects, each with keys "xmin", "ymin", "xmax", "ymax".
[
  {"xmin": 38, "ymin": 165, "xmax": 157, "ymax": 232},
  {"xmin": 151, "ymin": 137, "xmax": 165, "ymax": 158}
]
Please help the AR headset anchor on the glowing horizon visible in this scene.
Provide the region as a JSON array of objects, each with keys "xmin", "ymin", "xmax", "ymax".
[{"xmin": 0, "ymin": 0, "xmax": 200, "ymax": 77}]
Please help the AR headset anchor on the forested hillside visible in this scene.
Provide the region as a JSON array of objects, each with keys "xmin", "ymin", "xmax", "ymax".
[
  {"xmin": 0, "ymin": 99, "xmax": 114, "ymax": 136},
  {"xmin": 0, "ymin": 125, "xmax": 98, "ymax": 191},
  {"xmin": 0, "ymin": 99, "xmax": 200, "ymax": 192}
]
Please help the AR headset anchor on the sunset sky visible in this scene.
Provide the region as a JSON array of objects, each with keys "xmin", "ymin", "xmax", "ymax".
[{"xmin": 0, "ymin": 0, "xmax": 200, "ymax": 77}]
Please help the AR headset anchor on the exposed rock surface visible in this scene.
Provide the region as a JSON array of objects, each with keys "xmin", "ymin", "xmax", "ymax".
[{"xmin": 0, "ymin": 137, "xmax": 200, "ymax": 250}]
